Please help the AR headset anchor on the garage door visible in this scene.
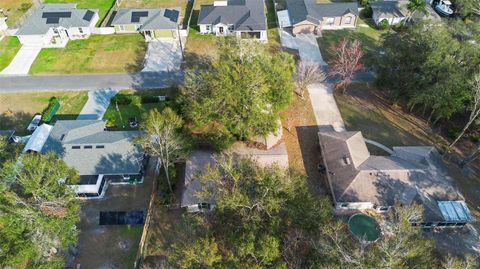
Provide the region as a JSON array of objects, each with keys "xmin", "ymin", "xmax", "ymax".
[{"xmin": 154, "ymin": 29, "xmax": 175, "ymax": 38}]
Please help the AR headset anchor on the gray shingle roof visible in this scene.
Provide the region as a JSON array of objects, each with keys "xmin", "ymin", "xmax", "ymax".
[
  {"xmin": 42, "ymin": 120, "xmax": 143, "ymax": 176},
  {"xmin": 286, "ymin": 0, "xmax": 358, "ymax": 25},
  {"xmin": 370, "ymin": 1, "xmax": 407, "ymax": 18},
  {"xmin": 111, "ymin": 8, "xmax": 180, "ymax": 30},
  {"xmin": 197, "ymin": 0, "xmax": 267, "ymax": 31},
  {"xmin": 181, "ymin": 150, "xmax": 217, "ymax": 207},
  {"xmin": 318, "ymin": 131, "xmax": 462, "ymax": 222},
  {"xmin": 16, "ymin": 4, "xmax": 98, "ymax": 35}
]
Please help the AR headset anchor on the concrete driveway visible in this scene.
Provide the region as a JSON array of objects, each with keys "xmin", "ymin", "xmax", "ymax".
[
  {"xmin": 77, "ymin": 89, "xmax": 118, "ymax": 120},
  {"xmin": 142, "ymin": 39, "xmax": 183, "ymax": 72},
  {"xmin": 280, "ymin": 30, "xmax": 327, "ymax": 66},
  {"xmin": 0, "ymin": 45, "xmax": 41, "ymax": 75},
  {"xmin": 308, "ymin": 83, "xmax": 346, "ymax": 132}
]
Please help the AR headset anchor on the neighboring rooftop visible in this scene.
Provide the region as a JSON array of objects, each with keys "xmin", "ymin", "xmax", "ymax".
[
  {"xmin": 286, "ymin": 0, "xmax": 359, "ymax": 25},
  {"xmin": 370, "ymin": 1, "xmax": 407, "ymax": 18},
  {"xmin": 198, "ymin": 0, "xmax": 267, "ymax": 31},
  {"xmin": 319, "ymin": 131, "xmax": 464, "ymax": 222},
  {"xmin": 16, "ymin": 4, "xmax": 98, "ymax": 35},
  {"xmin": 42, "ymin": 120, "xmax": 143, "ymax": 176},
  {"xmin": 111, "ymin": 8, "xmax": 181, "ymax": 30},
  {"xmin": 181, "ymin": 150, "xmax": 217, "ymax": 207},
  {"xmin": 0, "ymin": 130, "xmax": 15, "ymax": 141}
]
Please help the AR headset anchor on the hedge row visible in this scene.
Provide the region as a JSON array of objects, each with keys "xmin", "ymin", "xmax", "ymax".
[
  {"xmin": 111, "ymin": 94, "xmax": 165, "ymax": 105},
  {"xmin": 42, "ymin": 97, "xmax": 61, "ymax": 122}
]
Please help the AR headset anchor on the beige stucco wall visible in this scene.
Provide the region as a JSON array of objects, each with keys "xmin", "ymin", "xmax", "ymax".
[
  {"xmin": 292, "ymin": 21, "xmax": 318, "ymax": 35},
  {"xmin": 321, "ymin": 14, "xmax": 357, "ymax": 30},
  {"xmin": 114, "ymin": 24, "xmax": 138, "ymax": 33},
  {"xmin": 153, "ymin": 29, "xmax": 175, "ymax": 38}
]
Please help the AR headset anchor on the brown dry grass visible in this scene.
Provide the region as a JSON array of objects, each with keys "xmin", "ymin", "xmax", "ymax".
[
  {"xmin": 280, "ymin": 93, "xmax": 327, "ymax": 195},
  {"xmin": 0, "ymin": 91, "xmax": 88, "ymax": 134},
  {"xmin": 2, "ymin": 0, "xmax": 32, "ymax": 27}
]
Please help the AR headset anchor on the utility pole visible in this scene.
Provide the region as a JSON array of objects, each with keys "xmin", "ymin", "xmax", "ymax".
[{"xmin": 177, "ymin": 24, "xmax": 184, "ymax": 60}]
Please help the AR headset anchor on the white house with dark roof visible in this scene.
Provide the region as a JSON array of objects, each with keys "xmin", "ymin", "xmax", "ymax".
[
  {"xmin": 197, "ymin": 0, "xmax": 267, "ymax": 41},
  {"xmin": 111, "ymin": 8, "xmax": 181, "ymax": 41},
  {"xmin": 285, "ymin": 0, "xmax": 358, "ymax": 35},
  {"xmin": 15, "ymin": 4, "xmax": 99, "ymax": 47},
  {"xmin": 370, "ymin": 1, "xmax": 408, "ymax": 26},
  {"xmin": 318, "ymin": 131, "xmax": 474, "ymax": 228},
  {"xmin": 29, "ymin": 120, "xmax": 146, "ymax": 198}
]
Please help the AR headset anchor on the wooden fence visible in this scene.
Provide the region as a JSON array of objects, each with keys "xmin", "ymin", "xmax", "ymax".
[{"xmin": 133, "ymin": 157, "xmax": 160, "ymax": 269}]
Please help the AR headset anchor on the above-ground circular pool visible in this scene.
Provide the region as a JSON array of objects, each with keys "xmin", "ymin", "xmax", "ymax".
[{"xmin": 348, "ymin": 214, "xmax": 381, "ymax": 242}]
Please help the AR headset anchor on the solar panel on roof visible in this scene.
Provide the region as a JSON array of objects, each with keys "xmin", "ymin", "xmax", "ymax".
[
  {"xmin": 83, "ymin": 10, "xmax": 95, "ymax": 21},
  {"xmin": 131, "ymin": 11, "xmax": 149, "ymax": 23},
  {"xmin": 46, "ymin": 17, "xmax": 60, "ymax": 24},
  {"xmin": 42, "ymin": 12, "xmax": 72, "ymax": 18},
  {"xmin": 169, "ymin": 9, "xmax": 180, "ymax": 22}
]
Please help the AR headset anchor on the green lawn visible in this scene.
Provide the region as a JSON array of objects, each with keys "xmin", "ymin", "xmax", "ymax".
[
  {"xmin": 43, "ymin": 0, "xmax": 115, "ymax": 25},
  {"xmin": 103, "ymin": 89, "xmax": 175, "ymax": 130},
  {"xmin": 29, "ymin": 34, "xmax": 147, "ymax": 74},
  {"xmin": 0, "ymin": 91, "xmax": 88, "ymax": 135},
  {"xmin": 335, "ymin": 83, "xmax": 447, "ymax": 149},
  {"xmin": 2, "ymin": 0, "xmax": 32, "ymax": 27},
  {"xmin": 0, "ymin": 37, "xmax": 22, "ymax": 72},
  {"xmin": 317, "ymin": 18, "xmax": 385, "ymax": 64}
]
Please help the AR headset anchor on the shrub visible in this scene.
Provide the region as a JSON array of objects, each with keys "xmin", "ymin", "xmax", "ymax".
[
  {"xmin": 361, "ymin": 6, "xmax": 373, "ymax": 17},
  {"xmin": 447, "ymin": 127, "xmax": 460, "ymax": 140},
  {"xmin": 141, "ymin": 95, "xmax": 161, "ymax": 104},
  {"xmin": 359, "ymin": 0, "xmax": 370, "ymax": 7},
  {"xmin": 392, "ymin": 21, "xmax": 406, "ymax": 31},
  {"xmin": 470, "ymin": 135, "xmax": 480, "ymax": 143},
  {"xmin": 111, "ymin": 94, "xmax": 141, "ymax": 105},
  {"xmin": 42, "ymin": 97, "xmax": 60, "ymax": 122},
  {"xmin": 378, "ymin": 19, "xmax": 389, "ymax": 30}
]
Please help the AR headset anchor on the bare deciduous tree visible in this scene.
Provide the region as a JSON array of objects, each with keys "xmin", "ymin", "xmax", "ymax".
[
  {"xmin": 281, "ymin": 229, "xmax": 310, "ymax": 269},
  {"xmin": 449, "ymin": 76, "xmax": 480, "ymax": 150},
  {"xmin": 137, "ymin": 108, "xmax": 187, "ymax": 194},
  {"xmin": 294, "ymin": 61, "xmax": 326, "ymax": 99},
  {"xmin": 328, "ymin": 38, "xmax": 364, "ymax": 93}
]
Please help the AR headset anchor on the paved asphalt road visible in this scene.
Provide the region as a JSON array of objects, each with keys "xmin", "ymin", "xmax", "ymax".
[{"xmin": 0, "ymin": 71, "xmax": 184, "ymax": 92}]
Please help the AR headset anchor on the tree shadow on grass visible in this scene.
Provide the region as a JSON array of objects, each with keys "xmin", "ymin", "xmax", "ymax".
[
  {"xmin": 0, "ymin": 111, "xmax": 35, "ymax": 136},
  {"xmin": 318, "ymin": 30, "xmax": 380, "ymax": 66},
  {"xmin": 125, "ymin": 37, "xmax": 149, "ymax": 73},
  {"xmin": 295, "ymin": 125, "xmax": 329, "ymax": 197}
]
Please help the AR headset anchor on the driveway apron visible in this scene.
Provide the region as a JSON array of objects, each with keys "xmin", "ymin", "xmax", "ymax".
[
  {"xmin": 77, "ymin": 89, "xmax": 118, "ymax": 120},
  {"xmin": 0, "ymin": 45, "xmax": 41, "ymax": 75},
  {"xmin": 142, "ymin": 39, "xmax": 183, "ymax": 72}
]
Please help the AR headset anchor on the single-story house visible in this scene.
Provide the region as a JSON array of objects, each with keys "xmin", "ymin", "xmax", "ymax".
[
  {"xmin": 15, "ymin": 4, "xmax": 99, "ymax": 48},
  {"xmin": 370, "ymin": 1, "xmax": 407, "ymax": 26},
  {"xmin": 181, "ymin": 143, "xmax": 289, "ymax": 212},
  {"xmin": 197, "ymin": 0, "xmax": 267, "ymax": 41},
  {"xmin": 111, "ymin": 8, "xmax": 180, "ymax": 41},
  {"xmin": 286, "ymin": 0, "xmax": 358, "ymax": 35},
  {"xmin": 33, "ymin": 120, "xmax": 146, "ymax": 198},
  {"xmin": 181, "ymin": 150, "xmax": 218, "ymax": 212},
  {"xmin": 318, "ymin": 131, "xmax": 474, "ymax": 228}
]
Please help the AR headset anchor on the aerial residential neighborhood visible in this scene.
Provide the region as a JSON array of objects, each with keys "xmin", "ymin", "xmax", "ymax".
[{"xmin": 0, "ymin": 0, "xmax": 479, "ymax": 268}]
